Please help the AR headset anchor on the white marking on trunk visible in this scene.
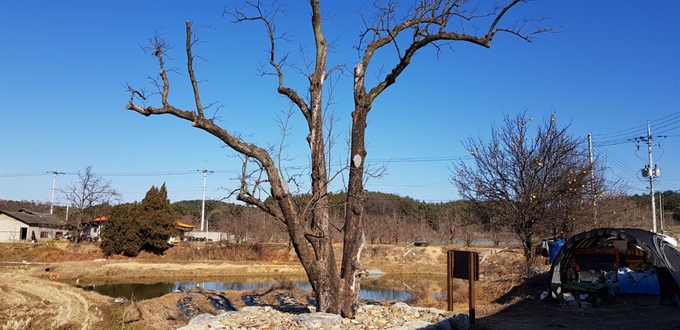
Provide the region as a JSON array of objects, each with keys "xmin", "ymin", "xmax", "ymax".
[
  {"xmin": 281, "ymin": 177, "xmax": 289, "ymax": 193},
  {"xmin": 350, "ymin": 231, "xmax": 366, "ymax": 294},
  {"xmin": 354, "ymin": 63, "xmax": 364, "ymax": 84},
  {"xmin": 352, "ymin": 154, "xmax": 362, "ymax": 168}
]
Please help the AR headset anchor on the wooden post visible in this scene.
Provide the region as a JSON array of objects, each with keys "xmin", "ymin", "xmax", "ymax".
[
  {"xmin": 447, "ymin": 250, "xmax": 454, "ymax": 311},
  {"xmin": 448, "ymin": 250, "xmax": 478, "ymax": 320},
  {"xmin": 468, "ymin": 253, "xmax": 476, "ymax": 323}
]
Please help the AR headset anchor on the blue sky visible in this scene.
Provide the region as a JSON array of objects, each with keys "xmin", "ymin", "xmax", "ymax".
[{"xmin": 0, "ymin": 1, "xmax": 678, "ymax": 205}]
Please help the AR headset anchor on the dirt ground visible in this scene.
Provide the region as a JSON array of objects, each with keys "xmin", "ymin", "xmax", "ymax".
[
  {"xmin": 0, "ymin": 270, "xmax": 110, "ymax": 330},
  {"xmin": 1, "ymin": 242, "xmax": 679, "ymax": 329}
]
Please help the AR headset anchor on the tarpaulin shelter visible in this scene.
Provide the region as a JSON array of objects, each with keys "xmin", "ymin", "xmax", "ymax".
[{"xmin": 549, "ymin": 228, "xmax": 680, "ymax": 303}]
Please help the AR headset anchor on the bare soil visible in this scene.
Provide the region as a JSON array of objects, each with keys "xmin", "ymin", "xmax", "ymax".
[
  {"xmin": 1, "ymin": 242, "xmax": 678, "ymax": 329},
  {"xmin": 0, "ymin": 270, "xmax": 110, "ymax": 330}
]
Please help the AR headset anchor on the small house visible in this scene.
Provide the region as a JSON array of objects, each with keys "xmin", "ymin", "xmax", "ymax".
[
  {"xmin": 82, "ymin": 215, "xmax": 108, "ymax": 241},
  {"xmin": 0, "ymin": 209, "xmax": 67, "ymax": 242}
]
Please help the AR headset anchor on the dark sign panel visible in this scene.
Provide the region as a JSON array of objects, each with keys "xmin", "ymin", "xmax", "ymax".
[{"xmin": 452, "ymin": 250, "xmax": 479, "ymax": 281}]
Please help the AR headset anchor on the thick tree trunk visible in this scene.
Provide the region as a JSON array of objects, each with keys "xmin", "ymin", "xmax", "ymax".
[
  {"xmin": 297, "ymin": 108, "xmax": 369, "ymax": 318},
  {"xmin": 338, "ymin": 102, "xmax": 371, "ymax": 317}
]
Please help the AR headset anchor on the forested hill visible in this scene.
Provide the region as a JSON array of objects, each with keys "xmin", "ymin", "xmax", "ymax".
[
  {"xmin": 2, "ymin": 191, "xmax": 678, "ymax": 223},
  {"xmin": 2, "ymin": 191, "xmax": 677, "ymax": 243},
  {"xmin": 171, "ymin": 191, "xmax": 465, "ymax": 224}
]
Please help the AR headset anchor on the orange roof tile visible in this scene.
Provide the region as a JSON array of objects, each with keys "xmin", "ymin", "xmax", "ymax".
[{"xmin": 175, "ymin": 221, "xmax": 195, "ymax": 229}]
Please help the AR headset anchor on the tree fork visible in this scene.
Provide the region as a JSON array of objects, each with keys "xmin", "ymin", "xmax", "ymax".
[{"xmin": 127, "ymin": 0, "xmax": 550, "ymax": 318}]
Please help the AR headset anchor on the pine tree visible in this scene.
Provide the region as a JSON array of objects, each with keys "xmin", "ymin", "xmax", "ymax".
[
  {"xmin": 138, "ymin": 183, "xmax": 177, "ymax": 254},
  {"xmin": 101, "ymin": 203, "xmax": 143, "ymax": 256}
]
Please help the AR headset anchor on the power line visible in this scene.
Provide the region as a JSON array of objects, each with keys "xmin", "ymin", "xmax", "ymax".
[
  {"xmin": 592, "ymin": 111, "xmax": 679, "ymax": 139},
  {"xmin": 591, "ymin": 111, "xmax": 680, "ymax": 146},
  {"xmin": 595, "ymin": 146, "xmax": 639, "ymax": 180},
  {"xmin": 0, "ymin": 172, "xmax": 54, "ymax": 178},
  {"xmin": 0, "ymin": 169, "xmax": 238, "ymax": 178},
  {"xmin": 368, "ymin": 155, "xmax": 474, "ymax": 163}
]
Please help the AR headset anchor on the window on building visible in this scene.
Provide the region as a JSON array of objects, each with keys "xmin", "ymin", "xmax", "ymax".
[{"xmin": 40, "ymin": 232, "xmax": 49, "ymax": 238}]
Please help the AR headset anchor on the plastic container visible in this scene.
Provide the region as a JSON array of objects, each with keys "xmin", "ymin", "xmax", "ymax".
[
  {"xmin": 617, "ymin": 268, "xmax": 660, "ymax": 295},
  {"xmin": 548, "ymin": 238, "xmax": 565, "ymax": 264}
]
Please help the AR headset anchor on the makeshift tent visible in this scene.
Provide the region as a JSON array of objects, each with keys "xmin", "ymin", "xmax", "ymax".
[{"xmin": 549, "ymin": 228, "xmax": 680, "ymax": 303}]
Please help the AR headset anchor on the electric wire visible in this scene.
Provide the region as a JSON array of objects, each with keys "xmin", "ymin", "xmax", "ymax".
[
  {"xmin": 591, "ymin": 111, "xmax": 679, "ymax": 140},
  {"xmin": 591, "ymin": 111, "xmax": 680, "ymax": 146}
]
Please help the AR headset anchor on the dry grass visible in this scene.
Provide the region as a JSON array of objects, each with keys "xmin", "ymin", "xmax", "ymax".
[
  {"xmin": 398, "ymin": 245, "xmax": 549, "ymax": 316},
  {"xmin": 164, "ymin": 242, "xmax": 273, "ymax": 261}
]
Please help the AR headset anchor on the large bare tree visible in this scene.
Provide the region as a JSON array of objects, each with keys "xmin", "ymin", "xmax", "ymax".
[
  {"xmin": 66, "ymin": 166, "xmax": 121, "ymax": 242},
  {"xmin": 451, "ymin": 112, "xmax": 597, "ymax": 266},
  {"xmin": 126, "ymin": 0, "xmax": 548, "ymax": 317}
]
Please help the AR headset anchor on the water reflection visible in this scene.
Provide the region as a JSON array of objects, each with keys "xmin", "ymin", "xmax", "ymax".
[
  {"xmin": 84, "ymin": 282, "xmax": 175, "ymax": 301},
  {"xmin": 84, "ymin": 279, "xmax": 415, "ymax": 302}
]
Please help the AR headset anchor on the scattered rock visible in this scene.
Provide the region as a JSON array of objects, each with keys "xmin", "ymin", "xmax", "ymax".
[
  {"xmin": 295, "ymin": 312, "xmax": 343, "ymax": 328},
  {"xmin": 177, "ymin": 303, "xmax": 470, "ymax": 330},
  {"xmin": 114, "ymin": 297, "xmax": 130, "ymax": 305}
]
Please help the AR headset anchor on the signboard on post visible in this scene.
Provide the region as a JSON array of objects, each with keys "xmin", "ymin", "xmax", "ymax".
[
  {"xmin": 453, "ymin": 250, "xmax": 479, "ymax": 281},
  {"xmin": 447, "ymin": 250, "xmax": 479, "ymax": 323}
]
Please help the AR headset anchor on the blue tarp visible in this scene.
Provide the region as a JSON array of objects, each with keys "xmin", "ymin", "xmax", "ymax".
[
  {"xmin": 548, "ymin": 238, "xmax": 565, "ymax": 264},
  {"xmin": 617, "ymin": 268, "xmax": 660, "ymax": 295}
]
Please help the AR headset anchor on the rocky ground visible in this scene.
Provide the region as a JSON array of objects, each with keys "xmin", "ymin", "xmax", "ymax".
[
  {"xmin": 1, "ymin": 241, "xmax": 679, "ymax": 330},
  {"xmin": 179, "ymin": 303, "xmax": 469, "ymax": 330}
]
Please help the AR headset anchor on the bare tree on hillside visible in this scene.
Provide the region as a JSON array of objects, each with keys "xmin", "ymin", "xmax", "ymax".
[
  {"xmin": 125, "ymin": 1, "xmax": 549, "ymax": 317},
  {"xmin": 452, "ymin": 112, "xmax": 596, "ymax": 268},
  {"xmin": 66, "ymin": 166, "xmax": 121, "ymax": 242}
]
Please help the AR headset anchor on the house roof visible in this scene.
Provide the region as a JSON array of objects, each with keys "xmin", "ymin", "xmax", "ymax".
[
  {"xmin": 92, "ymin": 216, "xmax": 108, "ymax": 223},
  {"xmin": 176, "ymin": 221, "xmax": 195, "ymax": 229},
  {"xmin": 176, "ymin": 221, "xmax": 194, "ymax": 232},
  {"xmin": 89, "ymin": 215, "xmax": 195, "ymax": 229},
  {"xmin": 0, "ymin": 209, "xmax": 66, "ymax": 227}
]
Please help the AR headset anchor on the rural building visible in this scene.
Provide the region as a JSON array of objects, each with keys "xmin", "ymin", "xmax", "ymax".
[
  {"xmin": 184, "ymin": 230, "xmax": 247, "ymax": 243},
  {"xmin": 175, "ymin": 221, "xmax": 195, "ymax": 241},
  {"xmin": 0, "ymin": 209, "xmax": 67, "ymax": 242},
  {"xmin": 82, "ymin": 215, "xmax": 108, "ymax": 241},
  {"xmin": 83, "ymin": 215, "xmax": 195, "ymax": 242}
]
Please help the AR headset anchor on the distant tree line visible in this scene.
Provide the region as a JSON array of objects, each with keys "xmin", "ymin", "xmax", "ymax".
[{"xmin": 2, "ymin": 189, "xmax": 677, "ymax": 250}]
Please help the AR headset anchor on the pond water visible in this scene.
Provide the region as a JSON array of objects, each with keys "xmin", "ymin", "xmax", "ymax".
[{"xmin": 80, "ymin": 274, "xmax": 447, "ymax": 302}]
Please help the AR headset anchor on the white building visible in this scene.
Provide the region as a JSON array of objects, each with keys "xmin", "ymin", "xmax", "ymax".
[{"xmin": 0, "ymin": 209, "xmax": 67, "ymax": 242}]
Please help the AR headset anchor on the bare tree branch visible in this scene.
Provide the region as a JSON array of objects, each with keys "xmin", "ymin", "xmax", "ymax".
[
  {"xmin": 354, "ymin": 0, "xmax": 553, "ymax": 103},
  {"xmin": 185, "ymin": 21, "xmax": 205, "ymax": 118},
  {"xmin": 227, "ymin": 1, "xmax": 311, "ymax": 122},
  {"xmin": 63, "ymin": 166, "xmax": 121, "ymax": 243},
  {"xmin": 452, "ymin": 112, "xmax": 594, "ymax": 267}
]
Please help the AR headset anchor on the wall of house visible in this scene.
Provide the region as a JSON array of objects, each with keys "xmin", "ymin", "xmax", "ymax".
[
  {"xmin": 90, "ymin": 225, "xmax": 102, "ymax": 240},
  {"xmin": 0, "ymin": 215, "xmax": 66, "ymax": 242},
  {"xmin": 32, "ymin": 226, "xmax": 65, "ymax": 241},
  {"xmin": 0, "ymin": 214, "xmax": 28, "ymax": 242}
]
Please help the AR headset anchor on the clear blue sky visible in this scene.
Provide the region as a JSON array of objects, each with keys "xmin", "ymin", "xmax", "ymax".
[{"xmin": 1, "ymin": 1, "xmax": 678, "ymax": 205}]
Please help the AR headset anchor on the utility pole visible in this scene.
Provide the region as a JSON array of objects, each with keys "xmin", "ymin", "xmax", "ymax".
[
  {"xmin": 199, "ymin": 167, "xmax": 214, "ymax": 232},
  {"xmin": 65, "ymin": 182, "xmax": 72, "ymax": 221},
  {"xmin": 588, "ymin": 133, "xmax": 597, "ymax": 226},
  {"xmin": 637, "ymin": 121, "xmax": 661, "ymax": 233},
  {"xmin": 48, "ymin": 165, "xmax": 65, "ymax": 215},
  {"xmin": 659, "ymin": 192, "xmax": 665, "ymax": 235}
]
